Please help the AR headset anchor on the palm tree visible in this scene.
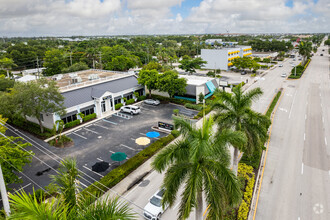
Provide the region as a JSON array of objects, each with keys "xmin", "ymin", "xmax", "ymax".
[
  {"xmin": 298, "ymin": 41, "xmax": 312, "ymax": 65},
  {"xmin": 8, "ymin": 158, "xmax": 136, "ymax": 220},
  {"xmin": 212, "ymin": 86, "xmax": 271, "ymax": 175},
  {"xmin": 152, "ymin": 117, "xmax": 245, "ymax": 220}
]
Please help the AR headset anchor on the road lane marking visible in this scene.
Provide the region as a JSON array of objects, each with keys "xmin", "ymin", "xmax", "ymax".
[
  {"xmin": 288, "ymin": 90, "xmax": 297, "ymax": 119},
  {"xmin": 174, "ymin": 202, "xmax": 180, "ymax": 209},
  {"xmin": 322, "ymin": 117, "xmax": 324, "ymax": 123},
  {"xmin": 301, "ymin": 163, "xmax": 304, "ymax": 175},
  {"xmin": 71, "ymin": 132, "xmax": 87, "ymax": 139},
  {"xmin": 279, "ymin": 108, "xmax": 287, "ymax": 112},
  {"xmin": 83, "ymin": 166, "xmax": 104, "ymax": 177},
  {"xmin": 304, "ymin": 133, "xmax": 306, "ymax": 141},
  {"xmin": 305, "ymin": 114, "xmax": 307, "ymax": 120},
  {"xmin": 83, "ymin": 127, "xmax": 99, "ymax": 134},
  {"xmin": 325, "ymin": 137, "xmax": 327, "ymax": 145}
]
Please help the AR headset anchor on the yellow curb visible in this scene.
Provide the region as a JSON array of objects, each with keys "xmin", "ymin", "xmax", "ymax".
[{"xmin": 252, "ymin": 89, "xmax": 285, "ymax": 220}]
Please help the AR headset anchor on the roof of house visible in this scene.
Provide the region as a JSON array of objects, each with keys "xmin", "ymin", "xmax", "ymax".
[
  {"xmin": 62, "ymin": 75, "xmax": 141, "ymax": 108},
  {"xmin": 16, "ymin": 75, "xmax": 38, "ymax": 82}
]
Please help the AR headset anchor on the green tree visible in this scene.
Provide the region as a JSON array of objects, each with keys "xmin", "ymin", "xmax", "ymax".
[
  {"xmin": 11, "ymin": 79, "xmax": 65, "ymax": 133},
  {"xmin": 142, "ymin": 61, "xmax": 163, "ymax": 72},
  {"xmin": 324, "ymin": 39, "xmax": 330, "ymax": 46},
  {"xmin": 152, "ymin": 117, "xmax": 245, "ymax": 219},
  {"xmin": 298, "ymin": 41, "xmax": 312, "ymax": 65},
  {"xmin": 137, "ymin": 69, "xmax": 159, "ymax": 98},
  {"xmin": 62, "ymin": 62, "xmax": 89, "ymax": 73},
  {"xmin": 8, "ymin": 158, "xmax": 136, "ymax": 220},
  {"xmin": 158, "ymin": 70, "xmax": 187, "ymax": 98},
  {"xmin": 0, "ymin": 57, "xmax": 16, "ymax": 77},
  {"xmin": 43, "ymin": 49, "xmax": 67, "ymax": 76},
  {"xmin": 0, "ymin": 115, "xmax": 33, "ymax": 186},
  {"xmin": 179, "ymin": 55, "xmax": 207, "ymax": 74},
  {"xmin": 0, "ymin": 75, "xmax": 15, "ymax": 92},
  {"xmin": 212, "ymin": 86, "xmax": 271, "ymax": 175}
]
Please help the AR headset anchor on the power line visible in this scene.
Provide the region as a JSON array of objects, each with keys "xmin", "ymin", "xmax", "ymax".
[{"xmin": 1, "ymin": 123, "xmax": 147, "ymax": 215}]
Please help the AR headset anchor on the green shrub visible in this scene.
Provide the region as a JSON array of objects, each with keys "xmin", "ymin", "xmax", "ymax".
[
  {"xmin": 171, "ymin": 129, "xmax": 180, "ymax": 138},
  {"xmin": 137, "ymin": 95, "xmax": 146, "ymax": 101},
  {"xmin": 126, "ymin": 98, "xmax": 135, "ymax": 105},
  {"xmin": 184, "ymin": 103, "xmax": 203, "ymax": 111},
  {"xmin": 265, "ymin": 90, "xmax": 282, "ymax": 118},
  {"xmin": 206, "ymin": 71, "xmax": 215, "ymax": 77},
  {"xmin": 151, "ymin": 94, "xmax": 194, "ymax": 105},
  {"xmin": 215, "ymin": 69, "xmax": 221, "ymax": 74},
  {"xmin": 115, "ymin": 103, "xmax": 123, "ymax": 110},
  {"xmin": 64, "ymin": 119, "xmax": 80, "ymax": 129},
  {"xmin": 11, "ymin": 118, "xmax": 53, "ymax": 139},
  {"xmin": 83, "ymin": 113, "xmax": 96, "ymax": 122},
  {"xmin": 194, "ymin": 105, "xmax": 212, "ymax": 119},
  {"xmin": 81, "ymin": 134, "xmax": 175, "ymax": 202},
  {"xmin": 173, "ymin": 109, "xmax": 179, "ymax": 115},
  {"xmin": 29, "ymin": 189, "xmax": 46, "ymax": 203},
  {"xmin": 48, "ymin": 135, "xmax": 73, "ymax": 147}
]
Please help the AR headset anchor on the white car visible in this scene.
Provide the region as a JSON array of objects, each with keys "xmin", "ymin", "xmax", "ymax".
[
  {"xmin": 120, "ymin": 105, "xmax": 141, "ymax": 115},
  {"xmin": 144, "ymin": 189, "xmax": 168, "ymax": 220},
  {"xmin": 144, "ymin": 99, "xmax": 160, "ymax": 106},
  {"xmin": 281, "ymin": 73, "xmax": 287, "ymax": 78},
  {"xmin": 278, "ymin": 64, "xmax": 283, "ymax": 67}
]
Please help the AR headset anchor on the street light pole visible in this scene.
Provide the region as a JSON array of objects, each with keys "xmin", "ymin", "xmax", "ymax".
[{"xmin": 0, "ymin": 164, "xmax": 10, "ymax": 216}]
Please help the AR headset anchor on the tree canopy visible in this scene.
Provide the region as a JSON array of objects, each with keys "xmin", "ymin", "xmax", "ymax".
[
  {"xmin": 179, "ymin": 55, "xmax": 207, "ymax": 74},
  {"xmin": 158, "ymin": 70, "xmax": 187, "ymax": 98}
]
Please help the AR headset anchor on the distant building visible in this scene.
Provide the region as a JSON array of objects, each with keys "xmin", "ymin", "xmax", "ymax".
[
  {"xmin": 22, "ymin": 68, "xmax": 45, "ymax": 76},
  {"xmin": 201, "ymin": 46, "xmax": 252, "ymax": 71},
  {"xmin": 205, "ymin": 39, "xmax": 238, "ymax": 46}
]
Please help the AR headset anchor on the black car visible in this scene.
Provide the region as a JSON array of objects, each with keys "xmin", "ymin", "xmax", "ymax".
[{"xmin": 320, "ymin": 54, "xmax": 323, "ymax": 56}]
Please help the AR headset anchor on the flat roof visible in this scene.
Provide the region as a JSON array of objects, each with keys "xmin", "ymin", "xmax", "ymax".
[{"xmin": 179, "ymin": 75, "xmax": 214, "ymax": 86}]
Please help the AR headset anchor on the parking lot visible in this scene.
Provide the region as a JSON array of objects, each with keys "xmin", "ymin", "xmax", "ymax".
[{"xmin": 7, "ymin": 102, "xmax": 198, "ymax": 194}]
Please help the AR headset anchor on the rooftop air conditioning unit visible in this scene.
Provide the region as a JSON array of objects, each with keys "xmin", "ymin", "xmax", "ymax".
[
  {"xmin": 53, "ymin": 74, "xmax": 63, "ymax": 81},
  {"xmin": 69, "ymin": 73, "xmax": 78, "ymax": 78},
  {"xmin": 88, "ymin": 74, "xmax": 99, "ymax": 80},
  {"xmin": 72, "ymin": 77, "xmax": 82, "ymax": 84}
]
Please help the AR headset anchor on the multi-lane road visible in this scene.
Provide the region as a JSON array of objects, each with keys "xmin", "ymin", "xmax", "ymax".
[
  {"xmin": 122, "ymin": 53, "xmax": 299, "ymax": 219},
  {"xmin": 255, "ymin": 43, "xmax": 329, "ymax": 219}
]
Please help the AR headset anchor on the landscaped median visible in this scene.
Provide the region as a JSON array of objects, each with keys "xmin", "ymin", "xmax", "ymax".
[
  {"xmin": 288, "ymin": 58, "xmax": 311, "ymax": 79},
  {"xmin": 81, "ymin": 132, "xmax": 178, "ymax": 202}
]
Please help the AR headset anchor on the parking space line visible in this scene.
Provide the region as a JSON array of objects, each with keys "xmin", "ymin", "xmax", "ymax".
[
  {"xmin": 96, "ymin": 158, "xmax": 103, "ymax": 161},
  {"xmin": 109, "ymin": 150, "xmax": 115, "ymax": 153},
  {"xmin": 130, "ymin": 138, "xmax": 135, "ymax": 141},
  {"xmin": 83, "ymin": 127, "xmax": 100, "ymax": 134},
  {"xmin": 75, "ymin": 128, "xmax": 82, "ymax": 132},
  {"xmin": 120, "ymin": 144, "xmax": 135, "ymax": 151},
  {"xmin": 85, "ymin": 124, "xmax": 92, "ymax": 128},
  {"xmin": 15, "ymin": 183, "xmax": 32, "ymax": 193},
  {"xmin": 102, "ymin": 118, "xmax": 117, "ymax": 125},
  {"xmin": 71, "ymin": 132, "xmax": 87, "ymax": 139},
  {"xmin": 139, "ymin": 133, "xmax": 146, "ymax": 136},
  {"xmin": 83, "ymin": 166, "xmax": 104, "ymax": 177},
  {"xmin": 93, "ymin": 123, "xmax": 110, "ymax": 130}
]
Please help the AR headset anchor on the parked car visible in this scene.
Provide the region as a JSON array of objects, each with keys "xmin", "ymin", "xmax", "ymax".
[
  {"xmin": 278, "ymin": 64, "xmax": 283, "ymax": 67},
  {"xmin": 144, "ymin": 99, "xmax": 160, "ymax": 106},
  {"xmin": 281, "ymin": 73, "xmax": 287, "ymax": 78},
  {"xmin": 241, "ymin": 71, "xmax": 247, "ymax": 75},
  {"xmin": 144, "ymin": 189, "xmax": 168, "ymax": 220},
  {"xmin": 120, "ymin": 105, "xmax": 141, "ymax": 115},
  {"xmin": 320, "ymin": 54, "xmax": 323, "ymax": 56}
]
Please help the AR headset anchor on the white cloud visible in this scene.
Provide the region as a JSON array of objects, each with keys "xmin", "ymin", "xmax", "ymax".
[{"xmin": 0, "ymin": 0, "xmax": 328, "ymax": 36}]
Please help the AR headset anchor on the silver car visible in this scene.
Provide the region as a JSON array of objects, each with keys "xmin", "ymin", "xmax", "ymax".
[
  {"xmin": 144, "ymin": 99, "xmax": 160, "ymax": 106},
  {"xmin": 120, "ymin": 105, "xmax": 141, "ymax": 115}
]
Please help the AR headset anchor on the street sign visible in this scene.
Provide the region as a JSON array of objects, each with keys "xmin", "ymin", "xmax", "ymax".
[
  {"xmin": 158, "ymin": 122, "xmax": 174, "ymax": 131},
  {"xmin": 219, "ymin": 80, "xmax": 228, "ymax": 86}
]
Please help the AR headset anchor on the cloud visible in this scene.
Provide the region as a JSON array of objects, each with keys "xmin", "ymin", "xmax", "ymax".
[{"xmin": 0, "ymin": 0, "xmax": 328, "ymax": 36}]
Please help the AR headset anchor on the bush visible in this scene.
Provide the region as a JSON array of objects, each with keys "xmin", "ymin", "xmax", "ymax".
[
  {"xmin": 206, "ymin": 71, "xmax": 215, "ymax": 77},
  {"xmin": 184, "ymin": 103, "xmax": 203, "ymax": 111},
  {"xmin": 173, "ymin": 109, "xmax": 179, "ymax": 115},
  {"xmin": 81, "ymin": 134, "xmax": 175, "ymax": 202},
  {"xmin": 137, "ymin": 95, "xmax": 146, "ymax": 101},
  {"xmin": 115, "ymin": 103, "xmax": 123, "ymax": 110},
  {"xmin": 265, "ymin": 90, "xmax": 282, "ymax": 118},
  {"xmin": 126, "ymin": 98, "xmax": 135, "ymax": 105},
  {"xmin": 151, "ymin": 94, "xmax": 194, "ymax": 105},
  {"xmin": 194, "ymin": 105, "xmax": 212, "ymax": 119},
  {"xmin": 83, "ymin": 113, "xmax": 96, "ymax": 122},
  {"xmin": 29, "ymin": 188, "xmax": 46, "ymax": 203},
  {"xmin": 48, "ymin": 135, "xmax": 73, "ymax": 147},
  {"xmin": 171, "ymin": 129, "xmax": 180, "ymax": 138},
  {"xmin": 215, "ymin": 69, "xmax": 221, "ymax": 74},
  {"xmin": 64, "ymin": 119, "xmax": 80, "ymax": 129},
  {"xmin": 11, "ymin": 118, "xmax": 53, "ymax": 139}
]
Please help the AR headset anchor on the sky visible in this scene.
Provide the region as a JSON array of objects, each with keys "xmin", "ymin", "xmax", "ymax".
[{"xmin": 0, "ymin": 0, "xmax": 329, "ymax": 37}]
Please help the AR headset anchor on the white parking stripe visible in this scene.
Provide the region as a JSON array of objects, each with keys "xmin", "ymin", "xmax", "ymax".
[
  {"xmin": 97, "ymin": 158, "xmax": 103, "ymax": 161},
  {"xmin": 140, "ymin": 133, "xmax": 146, "ymax": 136},
  {"xmin": 120, "ymin": 144, "xmax": 135, "ymax": 151},
  {"xmin": 109, "ymin": 150, "xmax": 115, "ymax": 153},
  {"xmin": 15, "ymin": 183, "xmax": 32, "ymax": 193},
  {"xmin": 83, "ymin": 166, "xmax": 104, "ymax": 177},
  {"xmin": 71, "ymin": 132, "xmax": 87, "ymax": 139},
  {"xmin": 93, "ymin": 123, "xmax": 109, "ymax": 130},
  {"xmin": 102, "ymin": 118, "xmax": 117, "ymax": 125},
  {"xmin": 83, "ymin": 127, "xmax": 99, "ymax": 134}
]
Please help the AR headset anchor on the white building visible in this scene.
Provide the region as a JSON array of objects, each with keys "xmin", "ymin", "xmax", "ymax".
[{"xmin": 201, "ymin": 46, "xmax": 252, "ymax": 71}]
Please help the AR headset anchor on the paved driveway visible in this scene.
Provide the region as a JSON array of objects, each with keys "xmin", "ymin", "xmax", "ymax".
[{"xmin": 6, "ymin": 103, "xmax": 198, "ymax": 195}]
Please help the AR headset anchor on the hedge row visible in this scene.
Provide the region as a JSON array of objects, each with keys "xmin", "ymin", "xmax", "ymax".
[
  {"xmin": 237, "ymin": 163, "xmax": 255, "ymax": 220},
  {"xmin": 64, "ymin": 119, "xmax": 80, "ymax": 129},
  {"xmin": 184, "ymin": 103, "xmax": 203, "ymax": 111},
  {"xmin": 83, "ymin": 113, "xmax": 96, "ymax": 122},
  {"xmin": 81, "ymin": 134, "xmax": 175, "ymax": 201},
  {"xmin": 151, "ymin": 94, "xmax": 195, "ymax": 105},
  {"xmin": 10, "ymin": 118, "xmax": 53, "ymax": 139},
  {"xmin": 126, "ymin": 98, "xmax": 135, "ymax": 105},
  {"xmin": 288, "ymin": 59, "xmax": 311, "ymax": 79},
  {"xmin": 265, "ymin": 90, "xmax": 282, "ymax": 118},
  {"xmin": 115, "ymin": 103, "xmax": 123, "ymax": 110}
]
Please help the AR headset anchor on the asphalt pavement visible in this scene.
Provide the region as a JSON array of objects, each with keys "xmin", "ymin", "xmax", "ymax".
[{"xmin": 255, "ymin": 42, "xmax": 330, "ymax": 219}]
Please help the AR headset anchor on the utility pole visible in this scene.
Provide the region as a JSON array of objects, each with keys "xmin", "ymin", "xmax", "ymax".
[
  {"xmin": 0, "ymin": 164, "xmax": 10, "ymax": 216},
  {"xmin": 36, "ymin": 56, "xmax": 40, "ymax": 79},
  {"xmin": 70, "ymin": 52, "xmax": 72, "ymax": 66},
  {"xmin": 92, "ymin": 58, "xmax": 95, "ymax": 69},
  {"xmin": 99, "ymin": 52, "xmax": 102, "ymax": 70}
]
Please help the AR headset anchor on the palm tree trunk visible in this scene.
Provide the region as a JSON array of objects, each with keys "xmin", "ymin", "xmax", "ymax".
[
  {"xmin": 233, "ymin": 147, "xmax": 239, "ymax": 176},
  {"xmin": 195, "ymin": 190, "xmax": 203, "ymax": 220}
]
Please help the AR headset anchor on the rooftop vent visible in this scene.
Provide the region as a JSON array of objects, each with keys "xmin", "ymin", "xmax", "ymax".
[
  {"xmin": 71, "ymin": 77, "xmax": 82, "ymax": 84},
  {"xmin": 88, "ymin": 74, "xmax": 99, "ymax": 80}
]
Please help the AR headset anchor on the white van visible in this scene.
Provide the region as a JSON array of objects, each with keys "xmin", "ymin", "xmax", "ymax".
[{"xmin": 120, "ymin": 105, "xmax": 141, "ymax": 115}]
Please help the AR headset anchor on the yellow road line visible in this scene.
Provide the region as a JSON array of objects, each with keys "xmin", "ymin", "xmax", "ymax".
[{"xmin": 252, "ymin": 89, "xmax": 284, "ymax": 220}]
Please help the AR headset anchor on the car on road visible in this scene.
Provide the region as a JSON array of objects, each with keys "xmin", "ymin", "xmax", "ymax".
[
  {"xmin": 144, "ymin": 99, "xmax": 160, "ymax": 106},
  {"xmin": 278, "ymin": 64, "xmax": 283, "ymax": 67},
  {"xmin": 144, "ymin": 188, "xmax": 168, "ymax": 220},
  {"xmin": 281, "ymin": 73, "xmax": 287, "ymax": 78},
  {"xmin": 120, "ymin": 105, "xmax": 141, "ymax": 115},
  {"xmin": 320, "ymin": 54, "xmax": 323, "ymax": 56},
  {"xmin": 241, "ymin": 71, "xmax": 247, "ymax": 75}
]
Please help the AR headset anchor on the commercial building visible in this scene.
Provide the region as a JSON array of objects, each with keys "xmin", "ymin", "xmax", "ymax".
[
  {"xmin": 205, "ymin": 39, "xmax": 238, "ymax": 47},
  {"xmin": 27, "ymin": 70, "xmax": 144, "ymax": 129},
  {"xmin": 201, "ymin": 46, "xmax": 252, "ymax": 71}
]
